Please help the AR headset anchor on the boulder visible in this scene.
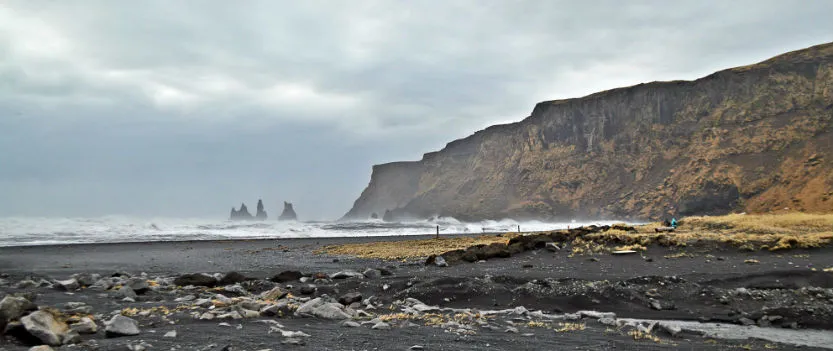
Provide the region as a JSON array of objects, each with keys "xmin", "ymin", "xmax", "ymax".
[
  {"xmin": 69, "ymin": 317, "xmax": 97, "ymax": 334},
  {"xmin": 173, "ymin": 273, "xmax": 218, "ymax": 287},
  {"xmin": 219, "ymin": 272, "xmax": 249, "ymax": 286},
  {"xmin": 270, "ymin": 271, "xmax": 303, "ymax": 283},
  {"xmin": 0, "ymin": 295, "xmax": 37, "ymax": 330},
  {"xmin": 105, "ymin": 315, "xmax": 140, "ymax": 337},
  {"xmin": 337, "ymin": 292, "xmax": 363, "ymax": 306},
  {"xmin": 117, "ymin": 286, "xmax": 137, "ymax": 299},
  {"xmin": 70, "ymin": 273, "xmax": 98, "ymax": 287},
  {"xmin": 18, "ymin": 310, "xmax": 70, "ymax": 346},
  {"xmin": 29, "ymin": 346, "xmax": 55, "ymax": 351},
  {"xmin": 278, "ymin": 201, "xmax": 298, "ymax": 221}
]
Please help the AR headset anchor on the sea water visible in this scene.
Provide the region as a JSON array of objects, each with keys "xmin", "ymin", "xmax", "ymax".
[{"xmin": 0, "ymin": 216, "xmax": 627, "ymax": 247}]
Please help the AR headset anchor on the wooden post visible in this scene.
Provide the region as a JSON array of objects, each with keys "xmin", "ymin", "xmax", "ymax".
[
  {"xmin": 436, "ymin": 225, "xmax": 440, "ymax": 238},
  {"xmin": 517, "ymin": 225, "xmax": 521, "ymax": 233}
]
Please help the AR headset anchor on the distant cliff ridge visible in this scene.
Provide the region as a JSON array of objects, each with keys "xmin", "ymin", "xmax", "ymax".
[{"xmin": 343, "ymin": 42, "xmax": 833, "ymax": 221}]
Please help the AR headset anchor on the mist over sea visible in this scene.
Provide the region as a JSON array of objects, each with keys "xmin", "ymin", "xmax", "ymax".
[{"xmin": 0, "ymin": 216, "xmax": 628, "ymax": 247}]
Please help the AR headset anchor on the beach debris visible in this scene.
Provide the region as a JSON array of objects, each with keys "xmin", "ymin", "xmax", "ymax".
[
  {"xmin": 612, "ymin": 250, "xmax": 638, "ymax": 255},
  {"xmin": 270, "ymin": 270, "xmax": 303, "ymax": 283},
  {"xmin": 105, "ymin": 315, "xmax": 141, "ymax": 337},
  {"xmin": 173, "ymin": 273, "xmax": 218, "ymax": 287}
]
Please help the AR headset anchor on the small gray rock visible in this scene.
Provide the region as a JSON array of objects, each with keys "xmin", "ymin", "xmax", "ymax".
[
  {"xmin": 69, "ymin": 317, "xmax": 98, "ymax": 334},
  {"xmin": 338, "ymin": 292, "xmax": 363, "ymax": 306},
  {"xmin": 434, "ymin": 256, "xmax": 448, "ymax": 267},
  {"xmin": 55, "ymin": 278, "xmax": 80, "ymax": 291},
  {"xmin": 105, "ymin": 315, "xmax": 140, "ymax": 337},
  {"xmin": 371, "ymin": 321, "xmax": 391, "ymax": 330},
  {"xmin": 362, "ymin": 269, "xmax": 382, "ymax": 279},
  {"xmin": 341, "ymin": 320, "xmax": 361, "ymax": 328}
]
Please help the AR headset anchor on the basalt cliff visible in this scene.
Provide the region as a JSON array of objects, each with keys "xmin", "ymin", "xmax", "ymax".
[{"xmin": 344, "ymin": 43, "xmax": 833, "ymax": 221}]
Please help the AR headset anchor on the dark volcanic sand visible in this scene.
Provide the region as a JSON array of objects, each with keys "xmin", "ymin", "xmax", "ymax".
[{"xmin": 2, "ymin": 236, "xmax": 833, "ymax": 350}]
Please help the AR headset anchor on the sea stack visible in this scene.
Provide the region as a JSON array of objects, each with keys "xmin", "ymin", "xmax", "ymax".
[
  {"xmin": 278, "ymin": 201, "xmax": 298, "ymax": 221},
  {"xmin": 230, "ymin": 203, "xmax": 253, "ymax": 220},
  {"xmin": 255, "ymin": 199, "xmax": 268, "ymax": 220}
]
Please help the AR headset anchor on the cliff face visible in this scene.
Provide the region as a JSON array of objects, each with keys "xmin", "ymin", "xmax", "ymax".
[{"xmin": 344, "ymin": 43, "xmax": 833, "ymax": 221}]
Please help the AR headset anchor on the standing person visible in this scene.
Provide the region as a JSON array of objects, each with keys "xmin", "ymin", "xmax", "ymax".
[{"xmin": 671, "ymin": 218, "xmax": 678, "ymax": 228}]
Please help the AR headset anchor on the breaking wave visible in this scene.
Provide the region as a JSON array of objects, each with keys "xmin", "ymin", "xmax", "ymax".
[{"xmin": 0, "ymin": 216, "xmax": 627, "ymax": 247}]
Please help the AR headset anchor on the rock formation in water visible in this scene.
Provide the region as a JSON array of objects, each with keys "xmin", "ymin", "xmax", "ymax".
[
  {"xmin": 230, "ymin": 203, "xmax": 253, "ymax": 220},
  {"xmin": 343, "ymin": 42, "xmax": 833, "ymax": 221},
  {"xmin": 278, "ymin": 201, "xmax": 298, "ymax": 221},
  {"xmin": 255, "ymin": 199, "xmax": 268, "ymax": 220}
]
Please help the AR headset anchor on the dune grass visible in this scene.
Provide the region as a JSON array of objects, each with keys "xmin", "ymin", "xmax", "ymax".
[{"xmin": 316, "ymin": 234, "xmax": 516, "ymax": 260}]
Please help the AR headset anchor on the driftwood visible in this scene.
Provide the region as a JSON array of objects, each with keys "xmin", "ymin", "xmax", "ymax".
[{"xmin": 655, "ymin": 227, "xmax": 676, "ymax": 233}]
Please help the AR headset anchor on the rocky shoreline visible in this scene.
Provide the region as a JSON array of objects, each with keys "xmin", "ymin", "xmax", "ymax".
[{"xmin": 2, "ymin": 229, "xmax": 833, "ymax": 350}]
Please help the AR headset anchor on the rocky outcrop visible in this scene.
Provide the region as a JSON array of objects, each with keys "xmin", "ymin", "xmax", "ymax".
[
  {"xmin": 344, "ymin": 42, "xmax": 833, "ymax": 221},
  {"xmin": 230, "ymin": 203, "xmax": 253, "ymax": 220},
  {"xmin": 278, "ymin": 202, "xmax": 298, "ymax": 221},
  {"xmin": 255, "ymin": 199, "xmax": 268, "ymax": 220}
]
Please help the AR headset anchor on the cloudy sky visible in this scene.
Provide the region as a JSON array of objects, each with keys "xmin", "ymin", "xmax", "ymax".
[{"xmin": 1, "ymin": 1, "xmax": 832, "ymax": 220}]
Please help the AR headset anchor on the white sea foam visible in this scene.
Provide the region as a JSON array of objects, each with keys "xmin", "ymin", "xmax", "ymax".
[{"xmin": 0, "ymin": 216, "xmax": 628, "ymax": 247}]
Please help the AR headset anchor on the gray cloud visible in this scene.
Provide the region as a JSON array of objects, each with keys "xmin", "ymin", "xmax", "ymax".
[{"xmin": 1, "ymin": 0, "xmax": 832, "ymax": 219}]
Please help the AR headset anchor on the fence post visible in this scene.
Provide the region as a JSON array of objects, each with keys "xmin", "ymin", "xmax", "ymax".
[
  {"xmin": 517, "ymin": 224, "xmax": 521, "ymax": 233},
  {"xmin": 436, "ymin": 225, "xmax": 439, "ymax": 238}
]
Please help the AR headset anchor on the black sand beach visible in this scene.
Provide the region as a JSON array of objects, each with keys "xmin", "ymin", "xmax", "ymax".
[{"xmin": 2, "ymin": 234, "xmax": 833, "ymax": 350}]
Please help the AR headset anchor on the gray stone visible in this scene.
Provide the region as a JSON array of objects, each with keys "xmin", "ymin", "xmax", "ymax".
[
  {"xmin": 371, "ymin": 321, "xmax": 391, "ymax": 330},
  {"xmin": 164, "ymin": 330, "xmax": 177, "ymax": 338},
  {"xmin": 0, "ymin": 295, "xmax": 37, "ymax": 328},
  {"xmin": 341, "ymin": 320, "xmax": 361, "ymax": 328},
  {"xmin": 598, "ymin": 317, "xmax": 617, "ymax": 326},
  {"xmin": 261, "ymin": 287, "xmax": 289, "ymax": 300},
  {"xmin": 295, "ymin": 298, "xmax": 351, "ymax": 320},
  {"xmin": 69, "ymin": 317, "xmax": 98, "ymax": 334},
  {"xmin": 362, "ymin": 269, "xmax": 382, "ymax": 279},
  {"xmin": 338, "ymin": 292, "xmax": 363, "ymax": 306},
  {"xmin": 16, "ymin": 280, "xmax": 39, "ymax": 289},
  {"xmin": 54, "ymin": 279, "xmax": 80, "ymax": 291},
  {"xmin": 504, "ymin": 326, "xmax": 519, "ymax": 333},
  {"xmin": 174, "ymin": 295, "xmax": 196, "ymax": 302},
  {"xmin": 656, "ymin": 322, "xmax": 682, "ymax": 337},
  {"xmin": 409, "ymin": 346, "xmax": 425, "ymax": 350},
  {"xmin": 434, "ymin": 256, "xmax": 448, "ymax": 267},
  {"xmin": 105, "ymin": 315, "xmax": 140, "ymax": 337},
  {"xmin": 330, "ymin": 271, "xmax": 363, "ymax": 280},
  {"xmin": 20, "ymin": 310, "xmax": 70, "ymax": 346},
  {"xmin": 28, "ymin": 346, "xmax": 55, "ymax": 351},
  {"xmin": 173, "ymin": 273, "xmax": 218, "ymax": 287},
  {"xmin": 126, "ymin": 278, "xmax": 150, "ymax": 294},
  {"xmin": 117, "ymin": 286, "xmax": 137, "ymax": 299},
  {"xmin": 545, "ymin": 242, "xmax": 561, "ymax": 252}
]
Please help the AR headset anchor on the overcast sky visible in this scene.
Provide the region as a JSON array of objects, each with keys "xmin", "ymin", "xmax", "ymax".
[{"xmin": 1, "ymin": 1, "xmax": 832, "ymax": 220}]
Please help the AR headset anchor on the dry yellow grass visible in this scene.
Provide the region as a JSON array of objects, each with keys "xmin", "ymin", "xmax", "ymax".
[
  {"xmin": 317, "ymin": 213, "xmax": 833, "ymax": 260},
  {"xmin": 316, "ymin": 234, "xmax": 515, "ymax": 259}
]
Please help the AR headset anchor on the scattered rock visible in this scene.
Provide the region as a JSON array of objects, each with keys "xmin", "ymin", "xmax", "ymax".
[
  {"xmin": 126, "ymin": 278, "xmax": 149, "ymax": 294},
  {"xmin": 371, "ymin": 321, "xmax": 391, "ymax": 330},
  {"xmin": 522, "ymin": 264, "xmax": 533, "ymax": 268},
  {"xmin": 545, "ymin": 242, "xmax": 560, "ymax": 252},
  {"xmin": 295, "ymin": 298, "xmax": 351, "ymax": 320},
  {"xmin": 69, "ymin": 317, "xmax": 97, "ymax": 334},
  {"xmin": 0, "ymin": 295, "xmax": 37, "ymax": 330},
  {"xmin": 16, "ymin": 280, "xmax": 39, "ymax": 289},
  {"xmin": 219, "ymin": 272, "xmax": 249, "ymax": 286},
  {"xmin": 300, "ymin": 286, "xmax": 316, "ymax": 295},
  {"xmin": 505, "ymin": 326, "xmax": 519, "ymax": 333},
  {"xmin": 409, "ymin": 346, "xmax": 425, "ymax": 351},
  {"xmin": 18, "ymin": 310, "xmax": 70, "ymax": 346},
  {"xmin": 330, "ymin": 271, "xmax": 363, "ymax": 280},
  {"xmin": 28, "ymin": 346, "xmax": 55, "ymax": 351},
  {"xmin": 270, "ymin": 271, "xmax": 303, "ymax": 283},
  {"xmin": 118, "ymin": 286, "xmax": 137, "ymax": 299},
  {"xmin": 589, "ymin": 257, "xmax": 600, "ymax": 262},
  {"xmin": 164, "ymin": 330, "xmax": 177, "ymax": 338},
  {"xmin": 362, "ymin": 268, "xmax": 382, "ymax": 279},
  {"xmin": 338, "ymin": 292, "xmax": 363, "ymax": 306},
  {"xmin": 105, "ymin": 315, "xmax": 140, "ymax": 337},
  {"xmin": 261, "ymin": 287, "xmax": 289, "ymax": 300},
  {"xmin": 341, "ymin": 321, "xmax": 361, "ymax": 328},
  {"xmin": 173, "ymin": 273, "xmax": 218, "ymax": 287},
  {"xmin": 656, "ymin": 322, "xmax": 682, "ymax": 337},
  {"xmin": 54, "ymin": 279, "xmax": 80, "ymax": 291}
]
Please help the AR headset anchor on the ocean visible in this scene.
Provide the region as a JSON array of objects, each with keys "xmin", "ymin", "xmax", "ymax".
[{"xmin": 0, "ymin": 216, "xmax": 629, "ymax": 247}]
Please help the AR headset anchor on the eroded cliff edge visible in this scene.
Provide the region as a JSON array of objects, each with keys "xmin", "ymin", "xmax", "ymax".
[{"xmin": 344, "ymin": 43, "xmax": 833, "ymax": 221}]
